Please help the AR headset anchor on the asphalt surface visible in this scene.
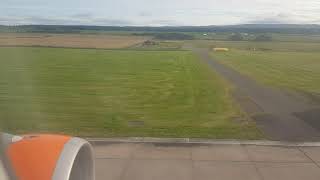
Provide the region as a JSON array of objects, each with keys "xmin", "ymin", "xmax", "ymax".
[
  {"xmin": 188, "ymin": 46, "xmax": 320, "ymax": 141},
  {"xmin": 93, "ymin": 141, "xmax": 320, "ymax": 180}
]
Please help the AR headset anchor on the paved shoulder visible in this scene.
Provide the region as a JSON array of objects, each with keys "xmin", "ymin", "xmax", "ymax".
[{"xmin": 93, "ymin": 142, "xmax": 320, "ymax": 180}]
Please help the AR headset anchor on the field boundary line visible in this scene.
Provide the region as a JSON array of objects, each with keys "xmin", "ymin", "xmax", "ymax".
[
  {"xmin": 86, "ymin": 137, "xmax": 320, "ymax": 147},
  {"xmin": 0, "ymin": 45, "xmax": 188, "ymax": 51}
]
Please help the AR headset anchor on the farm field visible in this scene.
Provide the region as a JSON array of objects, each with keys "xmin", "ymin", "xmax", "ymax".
[
  {"xmin": 209, "ymin": 42, "xmax": 320, "ymax": 97},
  {"xmin": 130, "ymin": 40, "xmax": 183, "ymax": 50},
  {"xmin": 0, "ymin": 33, "xmax": 149, "ymax": 49},
  {"xmin": 0, "ymin": 47, "xmax": 261, "ymax": 139}
]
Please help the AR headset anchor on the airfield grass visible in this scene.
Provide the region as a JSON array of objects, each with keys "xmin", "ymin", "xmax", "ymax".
[
  {"xmin": 196, "ymin": 39, "xmax": 320, "ymax": 97},
  {"xmin": 0, "ymin": 47, "xmax": 261, "ymax": 139},
  {"xmin": 194, "ymin": 40, "xmax": 320, "ymax": 52},
  {"xmin": 211, "ymin": 47, "xmax": 320, "ymax": 97}
]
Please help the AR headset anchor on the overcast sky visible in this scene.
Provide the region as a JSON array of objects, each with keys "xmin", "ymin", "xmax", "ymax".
[{"xmin": 1, "ymin": 0, "xmax": 320, "ymax": 26}]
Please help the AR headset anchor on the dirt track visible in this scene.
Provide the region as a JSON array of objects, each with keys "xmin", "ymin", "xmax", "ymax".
[{"xmin": 188, "ymin": 46, "xmax": 320, "ymax": 141}]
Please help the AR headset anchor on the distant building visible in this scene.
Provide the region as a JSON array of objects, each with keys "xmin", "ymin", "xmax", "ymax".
[
  {"xmin": 213, "ymin": 48, "xmax": 229, "ymax": 52},
  {"xmin": 142, "ymin": 40, "xmax": 157, "ymax": 46}
]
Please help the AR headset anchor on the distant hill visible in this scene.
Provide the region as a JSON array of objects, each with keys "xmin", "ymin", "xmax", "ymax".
[
  {"xmin": 1, "ymin": 24, "xmax": 320, "ymax": 34},
  {"xmin": 222, "ymin": 24, "xmax": 320, "ymax": 29}
]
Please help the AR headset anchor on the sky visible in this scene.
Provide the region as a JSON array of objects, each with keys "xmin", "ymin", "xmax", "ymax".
[{"xmin": 1, "ymin": 0, "xmax": 320, "ymax": 26}]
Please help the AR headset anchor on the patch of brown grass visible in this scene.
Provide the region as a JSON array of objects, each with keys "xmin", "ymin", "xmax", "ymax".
[{"xmin": 0, "ymin": 33, "xmax": 149, "ymax": 49}]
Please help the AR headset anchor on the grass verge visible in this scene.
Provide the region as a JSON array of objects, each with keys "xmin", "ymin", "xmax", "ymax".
[
  {"xmin": 211, "ymin": 49, "xmax": 320, "ymax": 97},
  {"xmin": 0, "ymin": 47, "xmax": 262, "ymax": 139}
]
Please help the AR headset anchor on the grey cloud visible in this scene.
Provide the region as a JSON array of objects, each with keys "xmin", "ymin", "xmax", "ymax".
[
  {"xmin": 71, "ymin": 13, "xmax": 94, "ymax": 18},
  {"xmin": 88, "ymin": 18, "xmax": 134, "ymax": 26},
  {"xmin": 145, "ymin": 19, "xmax": 182, "ymax": 26},
  {"xmin": 0, "ymin": 15, "xmax": 134, "ymax": 26},
  {"xmin": 247, "ymin": 13, "xmax": 299, "ymax": 24},
  {"xmin": 311, "ymin": 19, "xmax": 320, "ymax": 24},
  {"xmin": 138, "ymin": 11, "xmax": 152, "ymax": 17},
  {"xmin": 0, "ymin": 14, "xmax": 182, "ymax": 26}
]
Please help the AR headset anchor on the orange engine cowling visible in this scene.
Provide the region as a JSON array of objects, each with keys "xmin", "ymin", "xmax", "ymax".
[{"xmin": 2, "ymin": 133, "xmax": 94, "ymax": 180}]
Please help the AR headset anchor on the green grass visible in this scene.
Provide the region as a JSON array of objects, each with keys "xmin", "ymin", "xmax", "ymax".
[
  {"xmin": 193, "ymin": 40, "xmax": 320, "ymax": 52},
  {"xmin": 0, "ymin": 47, "xmax": 261, "ymax": 139},
  {"xmin": 193, "ymin": 39, "xmax": 320, "ymax": 96},
  {"xmin": 211, "ymin": 49, "xmax": 320, "ymax": 96},
  {"xmin": 271, "ymin": 34, "xmax": 320, "ymax": 43},
  {"xmin": 188, "ymin": 33, "xmax": 320, "ymax": 42}
]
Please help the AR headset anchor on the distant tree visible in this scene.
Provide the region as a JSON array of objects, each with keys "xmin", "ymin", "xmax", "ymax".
[
  {"xmin": 254, "ymin": 34, "xmax": 272, "ymax": 41},
  {"xmin": 154, "ymin": 33, "xmax": 194, "ymax": 40},
  {"xmin": 229, "ymin": 33, "xmax": 244, "ymax": 41}
]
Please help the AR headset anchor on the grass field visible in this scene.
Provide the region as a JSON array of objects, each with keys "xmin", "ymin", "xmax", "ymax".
[
  {"xmin": 210, "ymin": 44, "xmax": 320, "ymax": 97},
  {"xmin": 0, "ymin": 47, "xmax": 261, "ymax": 138},
  {"xmin": 193, "ymin": 40, "xmax": 320, "ymax": 52},
  {"xmin": 190, "ymin": 38, "xmax": 320, "ymax": 98},
  {"xmin": 0, "ymin": 33, "xmax": 149, "ymax": 49}
]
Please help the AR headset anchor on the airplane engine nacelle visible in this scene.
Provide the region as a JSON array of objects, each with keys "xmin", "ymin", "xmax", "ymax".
[{"xmin": 2, "ymin": 133, "xmax": 94, "ymax": 180}]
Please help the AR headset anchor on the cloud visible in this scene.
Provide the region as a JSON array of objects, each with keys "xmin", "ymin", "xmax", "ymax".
[
  {"xmin": 144, "ymin": 19, "xmax": 182, "ymax": 26},
  {"xmin": 138, "ymin": 11, "xmax": 152, "ymax": 17},
  {"xmin": 311, "ymin": 19, "xmax": 320, "ymax": 24},
  {"xmin": 1, "ymin": 0, "xmax": 320, "ymax": 26},
  {"xmin": 0, "ymin": 15, "xmax": 134, "ymax": 26},
  {"xmin": 0, "ymin": 13, "xmax": 184, "ymax": 26},
  {"xmin": 246, "ymin": 13, "xmax": 312, "ymax": 24},
  {"xmin": 71, "ymin": 13, "xmax": 94, "ymax": 18}
]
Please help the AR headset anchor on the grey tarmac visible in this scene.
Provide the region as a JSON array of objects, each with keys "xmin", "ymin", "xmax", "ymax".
[{"xmin": 93, "ymin": 141, "xmax": 320, "ymax": 180}]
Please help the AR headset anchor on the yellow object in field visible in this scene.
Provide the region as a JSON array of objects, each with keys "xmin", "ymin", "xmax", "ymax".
[{"xmin": 213, "ymin": 48, "xmax": 229, "ymax": 52}]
